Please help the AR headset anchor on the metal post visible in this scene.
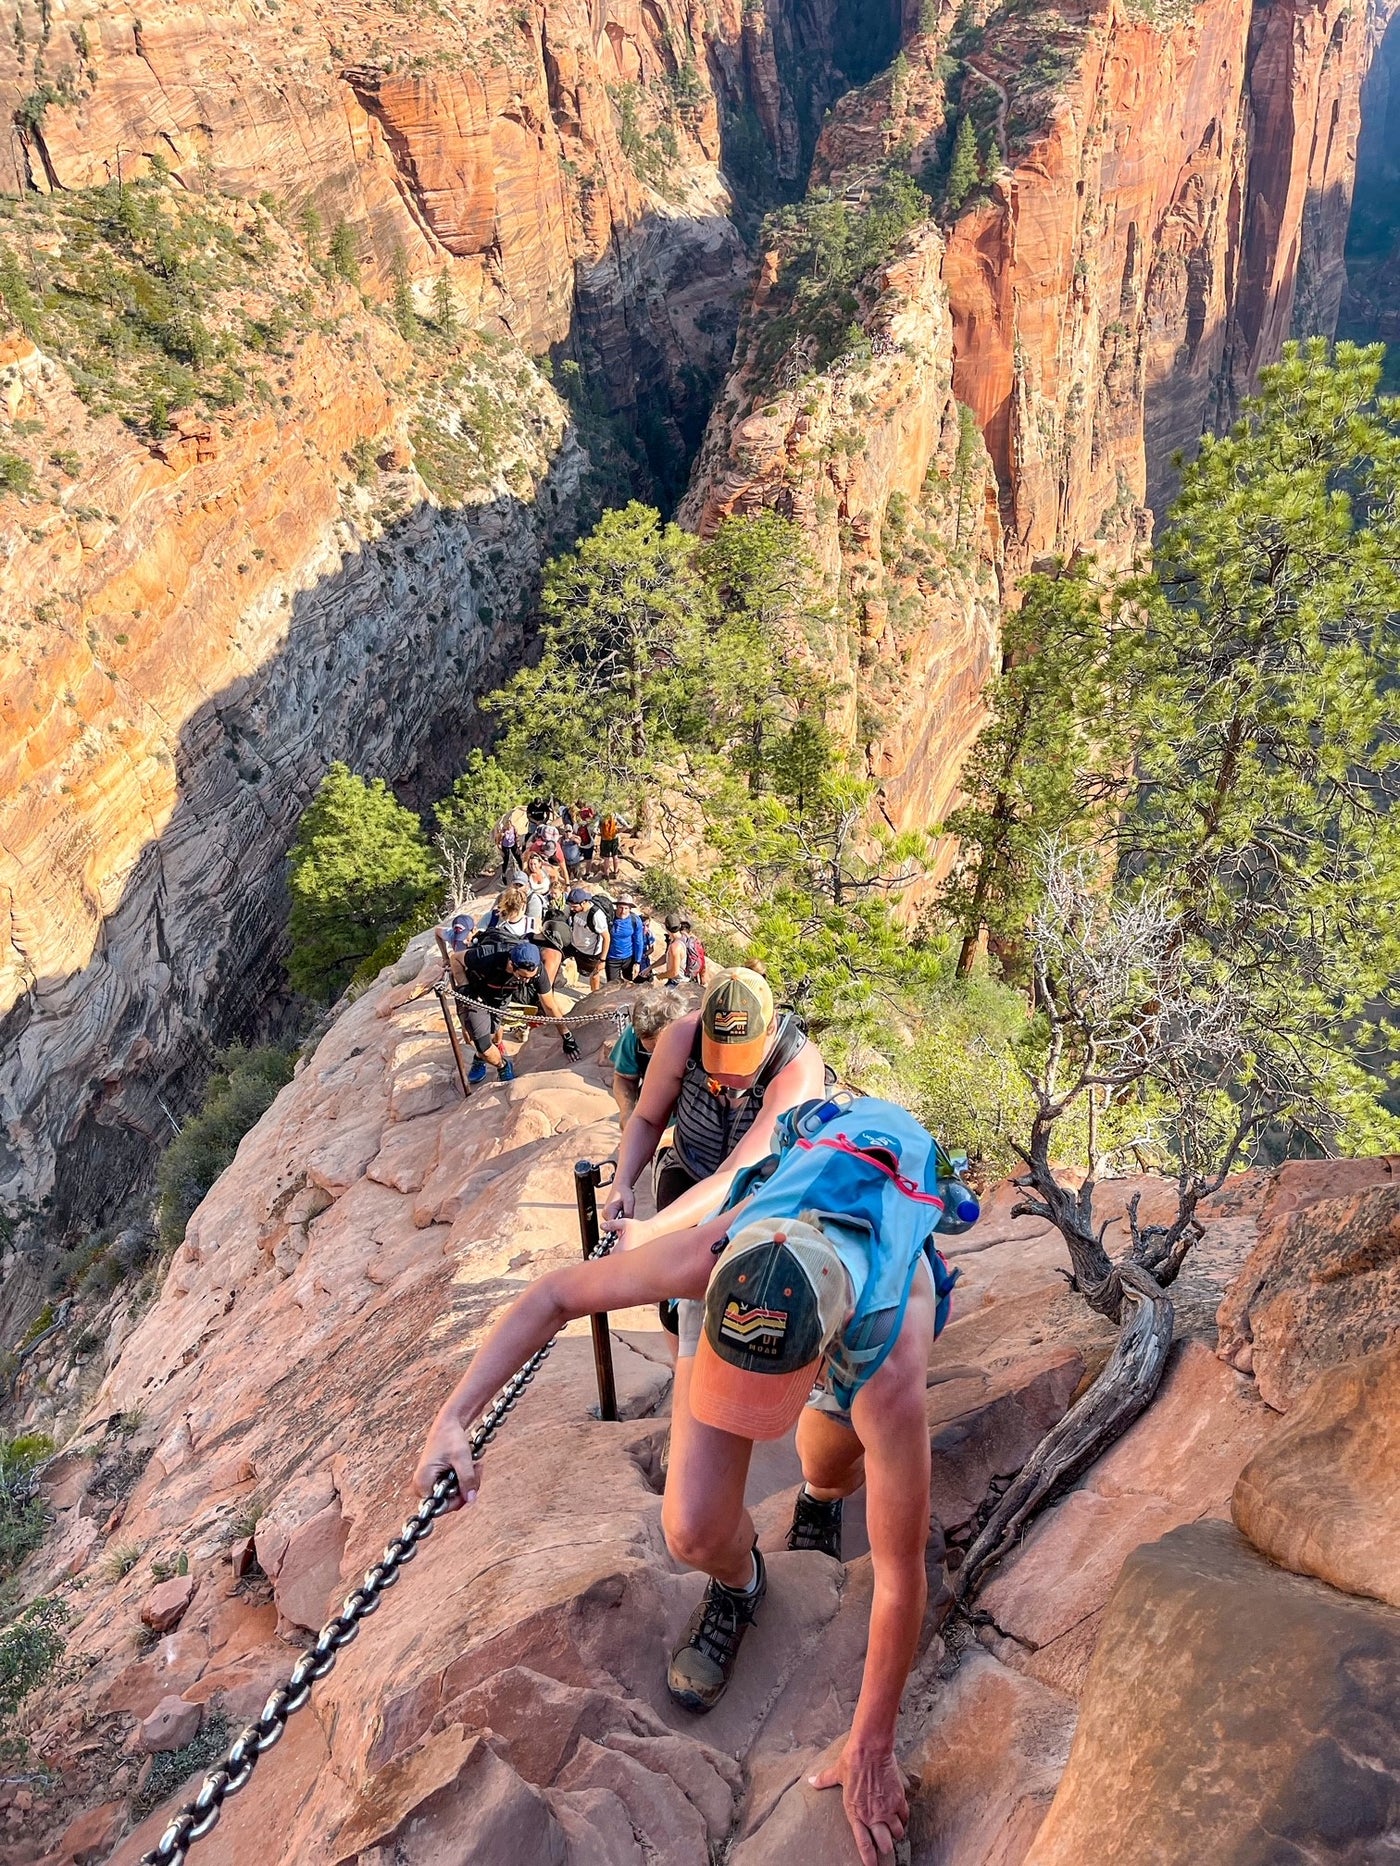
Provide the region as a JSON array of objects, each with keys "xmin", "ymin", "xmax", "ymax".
[
  {"xmin": 574, "ymin": 1160, "xmax": 619, "ymax": 1422},
  {"xmin": 436, "ymin": 947, "xmax": 474, "ymax": 1089}
]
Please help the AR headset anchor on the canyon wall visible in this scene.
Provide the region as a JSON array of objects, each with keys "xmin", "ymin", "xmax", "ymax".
[
  {"xmin": 0, "ymin": 229, "xmax": 588, "ymax": 1305},
  {"xmin": 0, "ymin": 0, "xmax": 911, "ymax": 1261},
  {"xmin": 685, "ymin": 0, "xmax": 1390, "ymax": 838},
  {"xmin": 1, "ymin": 0, "xmax": 1393, "ymax": 1267}
]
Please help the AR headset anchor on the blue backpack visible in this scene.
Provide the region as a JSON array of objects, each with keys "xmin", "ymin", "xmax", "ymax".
[{"xmin": 719, "ymin": 1095, "xmax": 978, "ymax": 1408}]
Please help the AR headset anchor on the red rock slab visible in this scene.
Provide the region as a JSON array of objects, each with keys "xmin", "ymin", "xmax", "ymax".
[
  {"xmin": 905, "ymin": 1650, "xmax": 1077, "ymax": 1866},
  {"xmin": 327, "ymin": 1726, "xmax": 565, "ymax": 1865},
  {"xmin": 1233, "ymin": 1340, "xmax": 1400, "ymax": 1609},
  {"xmin": 140, "ymin": 1574, "xmax": 195, "ymax": 1633},
  {"xmin": 1024, "ymin": 1520, "xmax": 1400, "ymax": 1865},
  {"xmin": 977, "ymin": 1342, "xmax": 1274, "ymax": 1698},
  {"xmin": 45, "ymin": 1800, "xmax": 125, "ymax": 1866},
  {"xmin": 1217, "ymin": 1177, "xmax": 1400, "ymax": 1407}
]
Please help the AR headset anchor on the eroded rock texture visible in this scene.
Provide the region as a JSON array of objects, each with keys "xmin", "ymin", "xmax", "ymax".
[{"xmin": 1025, "ymin": 1520, "xmax": 1400, "ymax": 1865}]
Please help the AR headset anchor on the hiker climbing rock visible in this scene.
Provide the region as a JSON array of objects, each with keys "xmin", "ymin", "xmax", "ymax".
[
  {"xmin": 413, "ymin": 1094, "xmax": 968, "ymax": 1866},
  {"xmin": 611, "ymin": 986, "xmax": 687, "ymax": 1126},
  {"xmin": 456, "ymin": 937, "xmax": 579, "ymax": 1082},
  {"xmin": 604, "ymin": 967, "xmax": 826, "ymax": 1237}
]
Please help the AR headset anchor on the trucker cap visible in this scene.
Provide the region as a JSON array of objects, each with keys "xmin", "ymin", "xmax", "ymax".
[
  {"xmin": 690, "ymin": 1219, "xmax": 853, "ymax": 1439},
  {"xmin": 700, "ymin": 968, "xmax": 776, "ymax": 1075}
]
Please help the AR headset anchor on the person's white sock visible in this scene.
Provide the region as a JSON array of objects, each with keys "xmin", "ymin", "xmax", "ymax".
[{"xmin": 729, "ymin": 1552, "xmax": 760, "ymax": 1595}]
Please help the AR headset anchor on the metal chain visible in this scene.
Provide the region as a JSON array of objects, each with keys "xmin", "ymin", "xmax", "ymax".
[
  {"xmin": 141, "ymin": 1234, "xmax": 618, "ymax": 1866},
  {"xmin": 435, "ymin": 979, "xmax": 630, "ymax": 1029}
]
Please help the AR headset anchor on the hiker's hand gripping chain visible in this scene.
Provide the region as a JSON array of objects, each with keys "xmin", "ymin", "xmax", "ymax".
[{"xmin": 140, "ymin": 1233, "xmax": 616, "ymax": 1866}]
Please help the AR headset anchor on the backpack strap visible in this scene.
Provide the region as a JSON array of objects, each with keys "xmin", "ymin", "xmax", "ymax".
[{"xmin": 748, "ymin": 1014, "xmax": 806, "ymax": 1104}]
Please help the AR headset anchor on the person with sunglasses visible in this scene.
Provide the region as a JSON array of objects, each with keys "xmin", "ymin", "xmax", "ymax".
[
  {"xmin": 412, "ymin": 1093, "xmax": 976, "ymax": 1866},
  {"xmin": 603, "ymin": 968, "xmax": 827, "ymax": 1245},
  {"xmin": 457, "ymin": 937, "xmax": 577, "ymax": 1084}
]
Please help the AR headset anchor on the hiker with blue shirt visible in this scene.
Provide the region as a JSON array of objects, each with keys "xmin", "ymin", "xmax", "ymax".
[
  {"xmin": 414, "ymin": 1093, "xmax": 977, "ymax": 1866},
  {"xmin": 605, "ymin": 891, "xmax": 650, "ymax": 983}
]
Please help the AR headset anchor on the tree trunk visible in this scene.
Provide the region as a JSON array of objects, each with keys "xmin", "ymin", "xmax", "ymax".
[{"xmin": 954, "ymin": 1262, "xmax": 1174, "ymax": 1601}]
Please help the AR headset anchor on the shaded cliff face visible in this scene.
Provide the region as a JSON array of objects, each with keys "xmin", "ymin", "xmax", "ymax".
[
  {"xmin": 1339, "ymin": 9, "xmax": 1400, "ymax": 361},
  {"xmin": 0, "ymin": 190, "xmax": 587, "ymax": 1265}
]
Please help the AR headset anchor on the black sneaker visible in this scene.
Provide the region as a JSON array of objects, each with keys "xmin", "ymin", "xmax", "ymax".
[
  {"xmin": 786, "ymin": 1487, "xmax": 843, "ymax": 1560},
  {"xmin": 666, "ymin": 1548, "xmax": 767, "ymax": 1712}
]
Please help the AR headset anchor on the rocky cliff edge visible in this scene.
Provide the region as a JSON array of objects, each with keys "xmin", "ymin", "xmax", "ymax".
[{"xmin": 6, "ymin": 940, "xmax": 1399, "ymax": 1865}]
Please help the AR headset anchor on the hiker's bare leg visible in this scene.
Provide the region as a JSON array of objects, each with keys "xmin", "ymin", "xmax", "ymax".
[
  {"xmin": 796, "ymin": 1405, "xmax": 865, "ymax": 1503},
  {"xmin": 663, "ymin": 1357, "xmax": 755, "ymax": 1588}
]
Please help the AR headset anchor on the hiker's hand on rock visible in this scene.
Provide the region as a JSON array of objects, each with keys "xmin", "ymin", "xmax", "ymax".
[
  {"xmin": 602, "ymin": 1182, "xmax": 636, "ymax": 1223},
  {"xmin": 810, "ymin": 1739, "xmax": 908, "ymax": 1866},
  {"xmin": 413, "ymin": 1416, "xmax": 479, "ymax": 1512}
]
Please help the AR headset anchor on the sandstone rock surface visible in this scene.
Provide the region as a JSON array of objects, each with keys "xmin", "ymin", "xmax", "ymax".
[
  {"xmin": 1216, "ymin": 1170, "xmax": 1400, "ymax": 1406},
  {"xmin": 1025, "ymin": 1519, "xmax": 1400, "ymax": 1865},
  {"xmin": 1232, "ymin": 1341, "xmax": 1400, "ymax": 1608},
  {"xmin": 139, "ymin": 1695, "xmax": 203, "ymax": 1755},
  {"xmin": 139, "ymin": 1575, "xmax": 195, "ymax": 1634}
]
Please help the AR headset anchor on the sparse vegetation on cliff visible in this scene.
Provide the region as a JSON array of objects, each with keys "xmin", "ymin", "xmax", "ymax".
[
  {"xmin": 157, "ymin": 1047, "xmax": 297, "ymax": 1248},
  {"xmin": 0, "ymin": 177, "xmax": 310, "ymax": 436},
  {"xmin": 746, "ymin": 168, "xmax": 929, "ymax": 389}
]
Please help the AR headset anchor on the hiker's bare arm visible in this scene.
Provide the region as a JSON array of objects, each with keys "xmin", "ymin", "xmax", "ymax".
[
  {"xmin": 413, "ymin": 1213, "xmax": 728, "ymax": 1507},
  {"xmin": 604, "ymin": 1014, "xmax": 695, "ymax": 1217},
  {"xmin": 813, "ymin": 1278, "xmax": 933, "ymax": 1866},
  {"xmin": 621, "ymin": 1043, "xmax": 827, "ymax": 1242}
]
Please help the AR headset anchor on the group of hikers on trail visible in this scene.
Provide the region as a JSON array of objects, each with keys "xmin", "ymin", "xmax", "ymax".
[
  {"xmin": 437, "ymin": 793, "xmax": 707, "ymax": 1086},
  {"xmin": 416, "ymin": 896, "xmax": 982, "ymax": 1863}
]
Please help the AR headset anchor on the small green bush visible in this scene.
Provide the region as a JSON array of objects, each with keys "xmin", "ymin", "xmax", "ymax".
[
  {"xmin": 0, "ymin": 453, "xmax": 35, "ymax": 496},
  {"xmin": 0, "ymin": 1436, "xmax": 53, "ymax": 1584},
  {"xmin": 157, "ymin": 1045, "xmax": 295, "ymax": 1247},
  {"xmin": 0, "ymin": 1597, "xmax": 66, "ymax": 1760}
]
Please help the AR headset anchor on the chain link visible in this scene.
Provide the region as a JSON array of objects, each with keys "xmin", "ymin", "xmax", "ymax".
[
  {"xmin": 435, "ymin": 978, "xmax": 630, "ymax": 1030},
  {"xmin": 140, "ymin": 1233, "xmax": 618, "ymax": 1866}
]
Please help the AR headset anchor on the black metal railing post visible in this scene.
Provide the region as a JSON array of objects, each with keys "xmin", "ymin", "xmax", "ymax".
[{"xmin": 574, "ymin": 1160, "xmax": 619, "ymax": 1422}]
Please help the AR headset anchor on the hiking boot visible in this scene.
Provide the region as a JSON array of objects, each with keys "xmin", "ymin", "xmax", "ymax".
[
  {"xmin": 786, "ymin": 1487, "xmax": 843, "ymax": 1561},
  {"xmin": 497, "ymin": 1058, "xmax": 516, "ymax": 1083},
  {"xmin": 667, "ymin": 1549, "xmax": 766, "ymax": 1712},
  {"xmin": 467, "ymin": 1056, "xmax": 489, "ymax": 1087}
]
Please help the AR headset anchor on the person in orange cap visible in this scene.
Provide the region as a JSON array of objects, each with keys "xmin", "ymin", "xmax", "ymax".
[{"xmin": 413, "ymin": 1094, "xmax": 975, "ymax": 1866}]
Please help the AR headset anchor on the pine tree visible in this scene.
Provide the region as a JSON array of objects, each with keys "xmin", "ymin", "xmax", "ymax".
[
  {"xmin": 286, "ymin": 763, "xmax": 441, "ymax": 1000},
  {"xmin": 328, "ymin": 219, "xmax": 361, "ymax": 288},
  {"xmin": 939, "ymin": 558, "xmax": 1127, "ymax": 975},
  {"xmin": 432, "ymin": 268, "xmax": 458, "ymax": 339},
  {"xmin": 945, "ymin": 113, "xmax": 979, "ymax": 215},
  {"xmin": 390, "ymin": 246, "xmax": 417, "ymax": 339},
  {"xmin": 488, "ymin": 502, "xmax": 711, "ymax": 809}
]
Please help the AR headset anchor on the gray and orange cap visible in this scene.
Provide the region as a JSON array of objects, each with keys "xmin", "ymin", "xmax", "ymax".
[
  {"xmin": 700, "ymin": 967, "xmax": 775, "ymax": 1075},
  {"xmin": 690, "ymin": 1219, "xmax": 852, "ymax": 1440}
]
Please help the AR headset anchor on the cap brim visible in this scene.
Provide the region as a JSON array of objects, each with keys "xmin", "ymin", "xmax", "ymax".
[
  {"xmin": 701, "ymin": 1033, "xmax": 768, "ymax": 1076},
  {"xmin": 688, "ymin": 1333, "xmax": 819, "ymax": 1440}
]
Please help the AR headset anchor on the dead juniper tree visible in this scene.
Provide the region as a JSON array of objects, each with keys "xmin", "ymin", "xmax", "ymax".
[{"xmin": 957, "ymin": 842, "xmax": 1287, "ymax": 1598}]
